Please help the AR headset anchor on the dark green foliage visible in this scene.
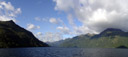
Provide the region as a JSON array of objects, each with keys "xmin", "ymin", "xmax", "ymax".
[
  {"xmin": 60, "ymin": 28, "xmax": 128, "ymax": 48},
  {"xmin": 0, "ymin": 20, "xmax": 49, "ymax": 48}
]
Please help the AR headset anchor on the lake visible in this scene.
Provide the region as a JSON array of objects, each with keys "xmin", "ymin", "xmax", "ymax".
[{"xmin": 0, "ymin": 47, "xmax": 127, "ymax": 57}]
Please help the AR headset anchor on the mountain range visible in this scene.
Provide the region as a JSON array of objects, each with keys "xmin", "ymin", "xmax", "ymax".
[
  {"xmin": 1, "ymin": 20, "xmax": 128, "ymax": 48},
  {"xmin": 0, "ymin": 20, "xmax": 49, "ymax": 48},
  {"xmin": 54, "ymin": 28, "xmax": 128, "ymax": 48}
]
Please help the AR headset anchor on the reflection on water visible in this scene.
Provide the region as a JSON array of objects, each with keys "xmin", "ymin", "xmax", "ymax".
[{"xmin": 0, "ymin": 47, "xmax": 127, "ymax": 57}]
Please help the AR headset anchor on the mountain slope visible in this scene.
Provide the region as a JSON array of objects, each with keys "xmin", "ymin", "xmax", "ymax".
[
  {"xmin": 0, "ymin": 20, "xmax": 49, "ymax": 48},
  {"xmin": 92, "ymin": 28, "xmax": 128, "ymax": 38},
  {"xmin": 60, "ymin": 28, "xmax": 128, "ymax": 48}
]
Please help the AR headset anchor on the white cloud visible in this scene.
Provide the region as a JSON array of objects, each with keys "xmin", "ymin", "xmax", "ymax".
[
  {"xmin": 37, "ymin": 32, "xmax": 42, "ymax": 36},
  {"xmin": 0, "ymin": 1, "xmax": 14, "ymax": 10},
  {"xmin": 35, "ymin": 17, "xmax": 48, "ymax": 22},
  {"xmin": 27, "ymin": 24, "xmax": 40, "ymax": 30},
  {"xmin": 57, "ymin": 26, "xmax": 71, "ymax": 34},
  {"xmin": 0, "ymin": 1, "xmax": 21, "ymax": 22},
  {"xmin": 35, "ymin": 17, "xmax": 64, "ymax": 25},
  {"xmin": 35, "ymin": 32, "xmax": 42, "ymax": 37},
  {"xmin": 35, "ymin": 17, "xmax": 41, "ymax": 21},
  {"xmin": 67, "ymin": 14, "xmax": 75, "ymax": 26},
  {"xmin": 49, "ymin": 18, "xmax": 58, "ymax": 24},
  {"xmin": 53, "ymin": 0, "xmax": 74, "ymax": 11},
  {"xmin": 54, "ymin": 0, "xmax": 128, "ymax": 34},
  {"xmin": 35, "ymin": 32, "xmax": 62, "ymax": 42},
  {"xmin": 49, "ymin": 17, "xmax": 64, "ymax": 25}
]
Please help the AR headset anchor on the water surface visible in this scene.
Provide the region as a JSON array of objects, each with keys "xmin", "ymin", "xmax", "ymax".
[{"xmin": 0, "ymin": 47, "xmax": 127, "ymax": 57}]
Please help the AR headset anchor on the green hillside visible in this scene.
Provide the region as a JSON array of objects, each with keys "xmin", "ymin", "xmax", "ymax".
[
  {"xmin": 60, "ymin": 28, "xmax": 128, "ymax": 48},
  {"xmin": 0, "ymin": 20, "xmax": 49, "ymax": 48}
]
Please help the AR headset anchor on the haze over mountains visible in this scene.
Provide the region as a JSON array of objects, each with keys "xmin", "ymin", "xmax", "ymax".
[{"xmin": 0, "ymin": 20, "xmax": 49, "ymax": 48}]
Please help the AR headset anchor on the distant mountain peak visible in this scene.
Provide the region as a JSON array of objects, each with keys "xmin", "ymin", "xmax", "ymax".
[
  {"xmin": 102, "ymin": 28, "xmax": 123, "ymax": 32},
  {"xmin": 91, "ymin": 28, "xmax": 128, "ymax": 38},
  {"xmin": 100, "ymin": 28, "xmax": 124, "ymax": 35}
]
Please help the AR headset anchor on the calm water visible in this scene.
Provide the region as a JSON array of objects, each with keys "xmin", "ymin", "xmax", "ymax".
[{"xmin": 0, "ymin": 47, "xmax": 127, "ymax": 57}]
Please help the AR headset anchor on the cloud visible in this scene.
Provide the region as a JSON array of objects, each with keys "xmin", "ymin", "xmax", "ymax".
[
  {"xmin": 35, "ymin": 17, "xmax": 64, "ymax": 25},
  {"xmin": 35, "ymin": 17, "xmax": 48, "ymax": 22},
  {"xmin": 53, "ymin": 0, "xmax": 75, "ymax": 11},
  {"xmin": 27, "ymin": 24, "xmax": 40, "ymax": 30},
  {"xmin": 35, "ymin": 17, "xmax": 41, "ymax": 21},
  {"xmin": 57, "ymin": 26, "xmax": 71, "ymax": 34},
  {"xmin": 35, "ymin": 32, "xmax": 42, "ymax": 37},
  {"xmin": 49, "ymin": 17, "xmax": 63, "ymax": 24},
  {"xmin": 67, "ymin": 14, "xmax": 75, "ymax": 26},
  {"xmin": 49, "ymin": 18, "xmax": 58, "ymax": 24},
  {"xmin": 54, "ymin": 0, "xmax": 128, "ymax": 34},
  {"xmin": 35, "ymin": 32, "xmax": 62, "ymax": 42},
  {"xmin": 0, "ymin": 1, "xmax": 21, "ymax": 22}
]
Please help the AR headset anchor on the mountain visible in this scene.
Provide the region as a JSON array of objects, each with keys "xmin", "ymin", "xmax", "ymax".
[
  {"xmin": 47, "ymin": 38, "xmax": 71, "ymax": 47},
  {"xmin": 0, "ymin": 20, "xmax": 49, "ymax": 48},
  {"xmin": 92, "ymin": 28, "xmax": 128, "ymax": 38},
  {"xmin": 59, "ymin": 28, "xmax": 128, "ymax": 48}
]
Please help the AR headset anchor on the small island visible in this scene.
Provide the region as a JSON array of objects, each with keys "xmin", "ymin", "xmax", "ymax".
[{"xmin": 116, "ymin": 46, "xmax": 127, "ymax": 48}]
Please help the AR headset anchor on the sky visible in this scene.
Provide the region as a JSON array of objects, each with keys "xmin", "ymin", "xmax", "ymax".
[{"xmin": 0, "ymin": 0, "xmax": 128, "ymax": 42}]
